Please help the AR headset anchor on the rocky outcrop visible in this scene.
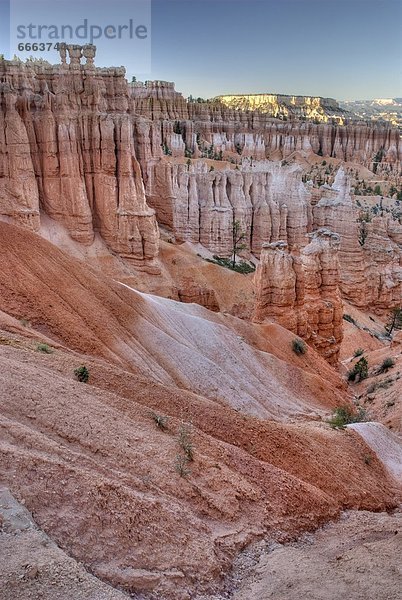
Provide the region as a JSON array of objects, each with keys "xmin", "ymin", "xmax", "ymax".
[
  {"xmin": 130, "ymin": 81, "xmax": 401, "ymax": 175},
  {"xmin": 0, "ymin": 47, "xmax": 159, "ymax": 269},
  {"xmin": 146, "ymin": 159, "xmax": 312, "ymax": 257},
  {"xmin": 177, "ymin": 284, "xmax": 220, "ymax": 312},
  {"xmin": 313, "ymin": 170, "xmax": 402, "ymax": 312},
  {"xmin": 213, "ymin": 93, "xmax": 345, "ymax": 122},
  {"xmin": 253, "ymin": 229, "xmax": 343, "ymax": 364}
]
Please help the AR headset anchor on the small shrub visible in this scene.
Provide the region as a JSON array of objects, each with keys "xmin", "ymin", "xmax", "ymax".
[
  {"xmin": 328, "ymin": 406, "xmax": 367, "ymax": 429},
  {"xmin": 205, "ymin": 256, "xmax": 255, "ymax": 274},
  {"xmin": 175, "ymin": 455, "xmax": 190, "ymax": 478},
  {"xmin": 292, "ymin": 338, "xmax": 307, "ymax": 355},
  {"xmin": 347, "ymin": 357, "xmax": 369, "ymax": 383},
  {"xmin": 378, "ymin": 357, "xmax": 395, "ymax": 374},
  {"xmin": 74, "ymin": 365, "xmax": 89, "ymax": 383},
  {"xmin": 343, "ymin": 314, "xmax": 356, "ymax": 325},
  {"xmin": 364, "ymin": 455, "xmax": 372, "ymax": 465},
  {"xmin": 150, "ymin": 412, "xmax": 169, "ymax": 431},
  {"xmin": 178, "ymin": 425, "xmax": 194, "ymax": 462},
  {"xmin": 353, "ymin": 348, "xmax": 364, "ymax": 357},
  {"xmin": 36, "ymin": 343, "xmax": 53, "ymax": 354}
]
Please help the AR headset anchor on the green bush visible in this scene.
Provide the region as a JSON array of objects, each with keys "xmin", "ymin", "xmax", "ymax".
[
  {"xmin": 74, "ymin": 365, "xmax": 89, "ymax": 383},
  {"xmin": 36, "ymin": 343, "xmax": 53, "ymax": 354},
  {"xmin": 205, "ymin": 256, "xmax": 255, "ymax": 274},
  {"xmin": 353, "ymin": 348, "xmax": 364, "ymax": 357},
  {"xmin": 378, "ymin": 357, "xmax": 395, "ymax": 374},
  {"xmin": 292, "ymin": 338, "xmax": 307, "ymax": 355},
  {"xmin": 347, "ymin": 357, "xmax": 368, "ymax": 383},
  {"xmin": 343, "ymin": 314, "xmax": 356, "ymax": 325},
  {"xmin": 328, "ymin": 406, "xmax": 367, "ymax": 429}
]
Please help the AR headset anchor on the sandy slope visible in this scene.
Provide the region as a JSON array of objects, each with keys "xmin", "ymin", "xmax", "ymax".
[
  {"xmin": 0, "ymin": 221, "xmax": 345, "ymax": 419},
  {"xmin": 0, "ymin": 220, "xmax": 400, "ymax": 598},
  {"xmin": 0, "ymin": 488, "xmax": 129, "ymax": 600},
  {"xmin": 0, "ymin": 326, "xmax": 399, "ymax": 599},
  {"xmin": 231, "ymin": 510, "xmax": 402, "ymax": 600}
]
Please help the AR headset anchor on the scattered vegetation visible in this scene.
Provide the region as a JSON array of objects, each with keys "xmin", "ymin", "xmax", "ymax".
[
  {"xmin": 175, "ymin": 454, "xmax": 191, "ymax": 478},
  {"xmin": 367, "ymin": 376, "xmax": 395, "ymax": 394},
  {"xmin": 36, "ymin": 343, "xmax": 53, "ymax": 354},
  {"xmin": 378, "ymin": 357, "xmax": 395, "ymax": 374},
  {"xmin": 343, "ymin": 314, "xmax": 356, "ymax": 325},
  {"xmin": 205, "ymin": 255, "xmax": 255, "ymax": 274},
  {"xmin": 328, "ymin": 406, "xmax": 367, "ymax": 429},
  {"xmin": 358, "ymin": 222, "xmax": 368, "ymax": 246},
  {"xmin": 385, "ymin": 307, "xmax": 402, "ymax": 336},
  {"xmin": 372, "ymin": 147, "xmax": 385, "ymax": 174},
  {"xmin": 174, "ymin": 424, "xmax": 194, "ymax": 478},
  {"xmin": 150, "ymin": 412, "xmax": 169, "ymax": 431},
  {"xmin": 178, "ymin": 425, "xmax": 194, "ymax": 462},
  {"xmin": 74, "ymin": 365, "xmax": 90, "ymax": 383},
  {"xmin": 231, "ymin": 220, "xmax": 247, "ymax": 269},
  {"xmin": 353, "ymin": 348, "xmax": 364, "ymax": 358},
  {"xmin": 357, "ymin": 212, "xmax": 372, "ymax": 246},
  {"xmin": 162, "ymin": 142, "xmax": 172, "ymax": 156},
  {"xmin": 347, "ymin": 357, "xmax": 369, "ymax": 383},
  {"xmin": 292, "ymin": 338, "xmax": 307, "ymax": 355}
]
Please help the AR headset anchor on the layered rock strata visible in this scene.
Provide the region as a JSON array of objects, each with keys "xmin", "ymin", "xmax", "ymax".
[
  {"xmin": 253, "ymin": 229, "xmax": 343, "ymax": 364},
  {"xmin": 130, "ymin": 82, "xmax": 401, "ymax": 175},
  {"xmin": 0, "ymin": 47, "xmax": 159, "ymax": 268},
  {"xmin": 313, "ymin": 170, "xmax": 402, "ymax": 311},
  {"xmin": 145, "ymin": 160, "xmax": 312, "ymax": 256}
]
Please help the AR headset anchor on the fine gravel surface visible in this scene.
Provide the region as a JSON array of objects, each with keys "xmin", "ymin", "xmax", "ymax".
[{"xmin": 228, "ymin": 509, "xmax": 402, "ymax": 600}]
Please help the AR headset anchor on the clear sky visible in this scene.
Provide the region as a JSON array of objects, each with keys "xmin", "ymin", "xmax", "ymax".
[{"xmin": 1, "ymin": 0, "xmax": 401, "ymax": 101}]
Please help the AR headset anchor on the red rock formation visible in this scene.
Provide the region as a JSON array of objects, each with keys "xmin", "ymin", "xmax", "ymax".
[
  {"xmin": 313, "ymin": 169, "xmax": 402, "ymax": 312},
  {"xmin": 253, "ymin": 229, "xmax": 343, "ymax": 364},
  {"xmin": 130, "ymin": 81, "xmax": 401, "ymax": 174},
  {"xmin": 146, "ymin": 160, "xmax": 312, "ymax": 256},
  {"xmin": 0, "ymin": 49, "xmax": 159, "ymax": 268}
]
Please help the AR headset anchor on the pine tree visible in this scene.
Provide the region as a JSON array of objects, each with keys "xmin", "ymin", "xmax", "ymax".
[{"xmin": 385, "ymin": 307, "xmax": 402, "ymax": 336}]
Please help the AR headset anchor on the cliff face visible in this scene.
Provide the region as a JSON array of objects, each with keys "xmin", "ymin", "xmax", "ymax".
[
  {"xmin": 213, "ymin": 93, "xmax": 344, "ymax": 122},
  {"xmin": 0, "ymin": 50, "xmax": 159, "ymax": 269},
  {"xmin": 253, "ymin": 230, "xmax": 343, "ymax": 364},
  {"xmin": 1, "ymin": 54, "xmax": 401, "ymax": 361},
  {"xmin": 130, "ymin": 82, "xmax": 401, "ymax": 175},
  {"xmin": 146, "ymin": 160, "xmax": 312, "ymax": 256},
  {"xmin": 313, "ymin": 170, "xmax": 402, "ymax": 312}
]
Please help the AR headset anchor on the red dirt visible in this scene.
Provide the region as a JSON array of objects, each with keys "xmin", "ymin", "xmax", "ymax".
[{"xmin": 0, "ymin": 221, "xmax": 400, "ymax": 599}]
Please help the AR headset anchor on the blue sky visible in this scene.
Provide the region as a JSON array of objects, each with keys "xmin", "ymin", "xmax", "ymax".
[{"xmin": 1, "ymin": 0, "xmax": 401, "ymax": 100}]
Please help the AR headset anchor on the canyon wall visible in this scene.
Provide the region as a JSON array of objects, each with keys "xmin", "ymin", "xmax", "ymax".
[
  {"xmin": 313, "ymin": 170, "xmax": 402, "ymax": 311},
  {"xmin": 0, "ymin": 49, "xmax": 159, "ymax": 269},
  {"xmin": 1, "ymin": 52, "xmax": 401, "ymax": 360},
  {"xmin": 145, "ymin": 160, "xmax": 312, "ymax": 256},
  {"xmin": 213, "ymin": 93, "xmax": 344, "ymax": 122},
  {"xmin": 130, "ymin": 81, "xmax": 401, "ymax": 175}
]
